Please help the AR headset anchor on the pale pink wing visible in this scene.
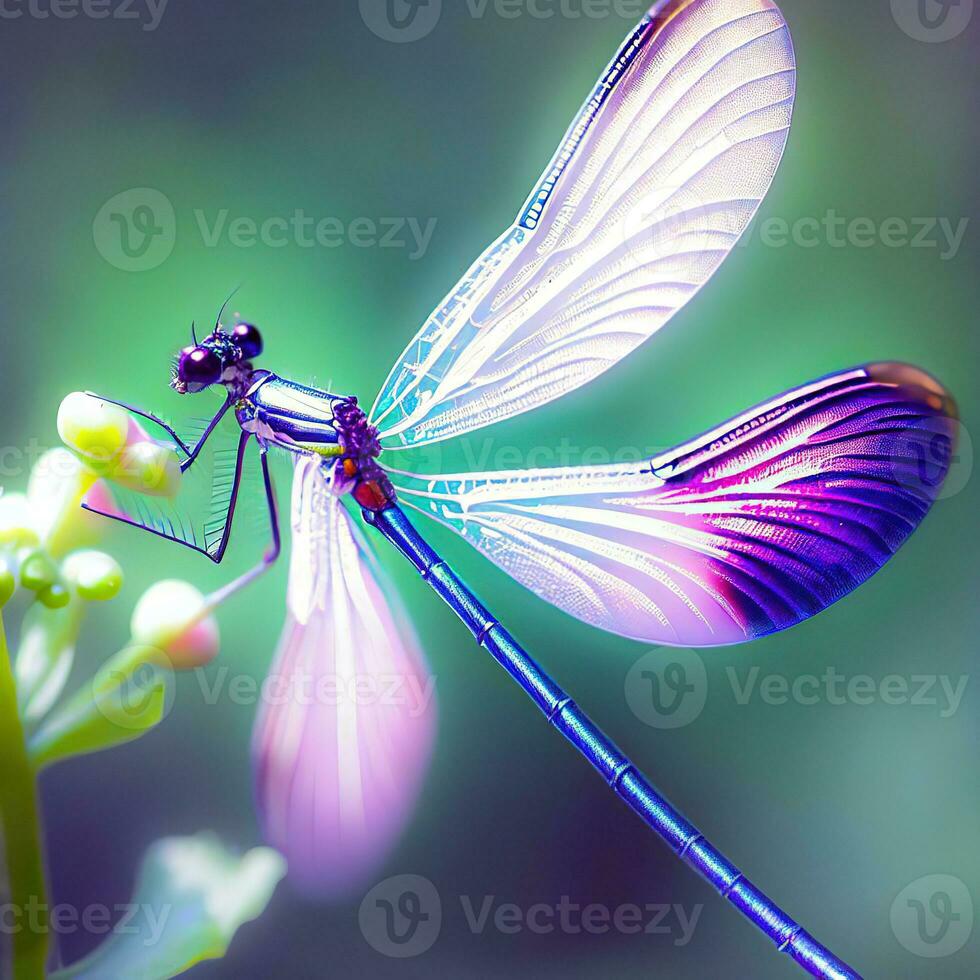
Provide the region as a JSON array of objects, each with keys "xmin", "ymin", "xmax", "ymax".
[
  {"xmin": 371, "ymin": 0, "xmax": 796, "ymax": 448},
  {"xmin": 253, "ymin": 457, "xmax": 436, "ymax": 896},
  {"xmin": 388, "ymin": 365, "xmax": 957, "ymax": 647}
]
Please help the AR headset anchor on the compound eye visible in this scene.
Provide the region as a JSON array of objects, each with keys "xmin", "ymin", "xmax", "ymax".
[
  {"xmin": 231, "ymin": 322, "xmax": 263, "ymax": 360},
  {"xmin": 178, "ymin": 345, "xmax": 222, "ymax": 390}
]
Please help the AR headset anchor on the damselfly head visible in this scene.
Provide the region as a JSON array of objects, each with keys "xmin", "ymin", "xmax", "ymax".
[
  {"xmin": 173, "ymin": 344, "xmax": 222, "ymax": 394},
  {"xmin": 171, "ymin": 321, "xmax": 263, "ymax": 394}
]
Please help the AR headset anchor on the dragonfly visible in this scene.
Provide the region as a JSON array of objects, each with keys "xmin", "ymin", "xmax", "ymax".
[{"xmin": 79, "ymin": 1, "xmax": 957, "ymax": 977}]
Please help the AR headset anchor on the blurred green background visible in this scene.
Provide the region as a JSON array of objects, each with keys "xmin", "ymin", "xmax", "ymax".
[{"xmin": 1, "ymin": 0, "xmax": 977, "ymax": 976}]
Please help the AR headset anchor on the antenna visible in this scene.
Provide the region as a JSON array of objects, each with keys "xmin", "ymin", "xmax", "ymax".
[
  {"xmin": 190, "ymin": 321, "xmax": 199, "ymax": 345},
  {"xmin": 214, "ymin": 284, "xmax": 242, "ymax": 335}
]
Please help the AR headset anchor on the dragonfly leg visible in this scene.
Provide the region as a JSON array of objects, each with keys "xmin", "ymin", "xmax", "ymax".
[
  {"xmin": 364, "ymin": 503, "xmax": 863, "ymax": 980},
  {"xmin": 207, "ymin": 443, "xmax": 281, "ymax": 606},
  {"xmin": 179, "ymin": 398, "xmax": 235, "ymax": 471},
  {"xmin": 83, "ymin": 391, "xmax": 233, "ymax": 472}
]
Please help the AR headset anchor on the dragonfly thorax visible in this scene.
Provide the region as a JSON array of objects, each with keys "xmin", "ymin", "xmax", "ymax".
[{"xmin": 238, "ymin": 374, "xmax": 395, "ymax": 511}]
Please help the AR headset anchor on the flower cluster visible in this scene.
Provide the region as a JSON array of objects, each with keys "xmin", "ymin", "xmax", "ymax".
[{"xmin": 0, "ymin": 393, "xmax": 283, "ymax": 980}]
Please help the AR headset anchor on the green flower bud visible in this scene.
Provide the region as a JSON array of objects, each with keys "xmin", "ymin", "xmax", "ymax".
[
  {"xmin": 38, "ymin": 583, "xmax": 71, "ymax": 610},
  {"xmin": 20, "ymin": 549, "xmax": 59, "ymax": 592},
  {"xmin": 62, "ymin": 550, "xmax": 124, "ymax": 602}
]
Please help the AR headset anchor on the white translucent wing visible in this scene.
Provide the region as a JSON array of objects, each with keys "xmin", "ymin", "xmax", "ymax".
[
  {"xmin": 253, "ymin": 457, "xmax": 436, "ymax": 896},
  {"xmin": 387, "ymin": 365, "xmax": 958, "ymax": 647},
  {"xmin": 371, "ymin": 0, "xmax": 796, "ymax": 448}
]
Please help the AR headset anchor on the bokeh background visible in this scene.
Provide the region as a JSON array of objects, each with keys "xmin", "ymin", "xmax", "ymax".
[{"xmin": 1, "ymin": 0, "xmax": 977, "ymax": 976}]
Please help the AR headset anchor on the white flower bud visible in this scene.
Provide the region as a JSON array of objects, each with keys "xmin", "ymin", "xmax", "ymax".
[
  {"xmin": 0, "ymin": 492, "xmax": 40, "ymax": 549},
  {"xmin": 57, "ymin": 392, "xmax": 129, "ymax": 466},
  {"xmin": 110, "ymin": 441, "xmax": 182, "ymax": 498},
  {"xmin": 130, "ymin": 580, "xmax": 220, "ymax": 670}
]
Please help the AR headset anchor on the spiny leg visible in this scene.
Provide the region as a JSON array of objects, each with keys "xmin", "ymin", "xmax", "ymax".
[
  {"xmin": 84, "ymin": 391, "xmax": 233, "ymax": 471},
  {"xmin": 207, "ymin": 442, "xmax": 281, "ymax": 606}
]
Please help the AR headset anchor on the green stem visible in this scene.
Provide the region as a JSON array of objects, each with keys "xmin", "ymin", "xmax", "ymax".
[{"xmin": 0, "ymin": 610, "xmax": 49, "ymax": 979}]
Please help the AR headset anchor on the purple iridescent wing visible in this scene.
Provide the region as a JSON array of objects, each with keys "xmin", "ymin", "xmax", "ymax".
[
  {"xmin": 371, "ymin": 0, "xmax": 796, "ymax": 448},
  {"xmin": 253, "ymin": 457, "xmax": 436, "ymax": 896},
  {"xmin": 387, "ymin": 365, "xmax": 957, "ymax": 647}
]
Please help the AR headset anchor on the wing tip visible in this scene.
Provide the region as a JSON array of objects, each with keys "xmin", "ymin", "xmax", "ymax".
[{"xmin": 864, "ymin": 361, "xmax": 959, "ymax": 424}]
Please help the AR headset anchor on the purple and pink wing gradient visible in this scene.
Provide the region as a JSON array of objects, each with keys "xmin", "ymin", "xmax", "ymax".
[
  {"xmin": 253, "ymin": 458, "xmax": 436, "ymax": 895},
  {"xmin": 371, "ymin": 0, "xmax": 796, "ymax": 448},
  {"xmin": 389, "ymin": 364, "xmax": 957, "ymax": 647}
]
